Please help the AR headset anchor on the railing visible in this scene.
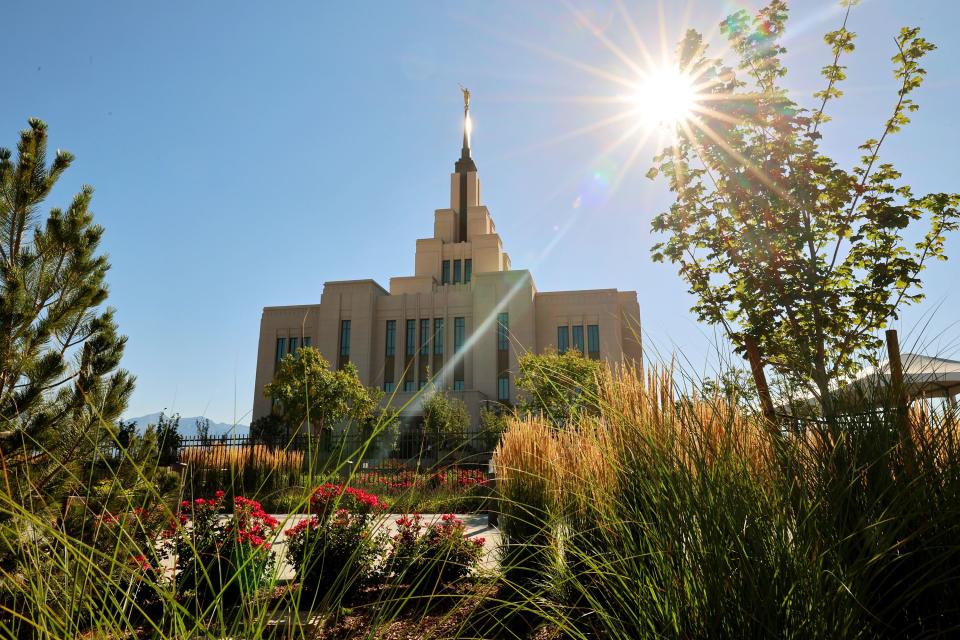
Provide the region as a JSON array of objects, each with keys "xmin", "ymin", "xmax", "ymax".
[{"xmin": 175, "ymin": 430, "xmax": 496, "ymax": 471}]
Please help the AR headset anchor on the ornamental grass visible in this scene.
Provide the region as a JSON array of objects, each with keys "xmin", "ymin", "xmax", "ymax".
[
  {"xmin": 493, "ymin": 363, "xmax": 960, "ymax": 639},
  {"xmin": 179, "ymin": 444, "xmax": 303, "ymax": 501}
]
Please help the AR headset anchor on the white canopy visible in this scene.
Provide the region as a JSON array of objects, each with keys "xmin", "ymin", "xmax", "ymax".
[{"xmin": 864, "ymin": 353, "xmax": 960, "ymax": 400}]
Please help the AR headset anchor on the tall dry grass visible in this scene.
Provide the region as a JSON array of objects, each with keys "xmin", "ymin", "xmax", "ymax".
[
  {"xmin": 494, "ymin": 363, "xmax": 960, "ymax": 638},
  {"xmin": 180, "ymin": 444, "xmax": 303, "ymax": 502},
  {"xmin": 179, "ymin": 443, "xmax": 303, "ymax": 475}
]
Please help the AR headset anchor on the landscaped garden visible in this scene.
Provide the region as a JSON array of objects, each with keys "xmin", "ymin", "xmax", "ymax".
[{"xmin": 4, "ymin": 1, "xmax": 960, "ymax": 638}]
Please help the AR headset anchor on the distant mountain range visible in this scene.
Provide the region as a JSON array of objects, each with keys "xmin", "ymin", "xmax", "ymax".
[{"xmin": 125, "ymin": 412, "xmax": 249, "ymax": 438}]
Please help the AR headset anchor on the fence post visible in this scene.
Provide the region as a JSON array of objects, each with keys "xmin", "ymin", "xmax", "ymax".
[
  {"xmin": 885, "ymin": 329, "xmax": 906, "ymax": 409},
  {"xmin": 744, "ymin": 337, "xmax": 776, "ymax": 423},
  {"xmin": 885, "ymin": 329, "xmax": 913, "ymax": 454}
]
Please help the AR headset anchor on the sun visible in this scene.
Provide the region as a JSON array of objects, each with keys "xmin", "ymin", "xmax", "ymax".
[{"xmin": 631, "ymin": 66, "xmax": 698, "ymax": 130}]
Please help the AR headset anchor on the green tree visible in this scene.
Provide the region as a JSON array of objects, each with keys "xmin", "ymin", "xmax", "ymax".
[
  {"xmin": 479, "ymin": 406, "xmax": 510, "ymax": 451},
  {"xmin": 154, "ymin": 412, "xmax": 181, "ymax": 466},
  {"xmin": 517, "ymin": 349, "xmax": 602, "ymax": 426},
  {"xmin": 263, "ymin": 346, "xmax": 379, "ymax": 436},
  {"xmin": 194, "ymin": 416, "xmax": 211, "ymax": 445},
  {"xmin": 0, "ymin": 119, "xmax": 134, "ymax": 505},
  {"xmin": 422, "ymin": 391, "xmax": 470, "ymax": 451},
  {"xmin": 249, "ymin": 413, "xmax": 285, "ymax": 443},
  {"xmin": 697, "ymin": 368, "xmax": 759, "ymax": 414},
  {"xmin": 648, "ymin": 2, "xmax": 959, "ymax": 415}
]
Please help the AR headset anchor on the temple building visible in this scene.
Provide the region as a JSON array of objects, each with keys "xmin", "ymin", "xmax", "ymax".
[{"xmin": 251, "ymin": 97, "xmax": 642, "ymax": 428}]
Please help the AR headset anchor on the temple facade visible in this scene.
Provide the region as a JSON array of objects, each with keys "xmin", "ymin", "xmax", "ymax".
[{"xmin": 251, "ymin": 101, "xmax": 641, "ymax": 428}]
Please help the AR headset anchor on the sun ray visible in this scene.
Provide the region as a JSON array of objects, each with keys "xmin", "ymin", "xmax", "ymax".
[
  {"xmin": 564, "ymin": 0, "xmax": 646, "ymax": 78},
  {"xmin": 501, "ymin": 33, "xmax": 641, "ymax": 91},
  {"xmin": 656, "ymin": 0, "xmax": 672, "ymax": 66},
  {"xmin": 610, "ymin": 127, "xmax": 657, "ymax": 193},
  {"xmin": 682, "ymin": 116, "xmax": 796, "ymax": 206},
  {"xmin": 502, "ymin": 107, "xmax": 641, "ymax": 159},
  {"xmin": 613, "ymin": 0, "xmax": 657, "ymax": 71},
  {"xmin": 688, "ymin": 102, "xmax": 748, "ymax": 128}
]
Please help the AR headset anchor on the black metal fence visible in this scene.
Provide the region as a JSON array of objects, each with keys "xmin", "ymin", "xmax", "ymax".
[{"xmin": 175, "ymin": 429, "xmax": 496, "ymax": 471}]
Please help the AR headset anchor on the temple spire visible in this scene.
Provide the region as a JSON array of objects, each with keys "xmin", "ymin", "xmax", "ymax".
[{"xmin": 455, "ymin": 85, "xmax": 477, "ymax": 173}]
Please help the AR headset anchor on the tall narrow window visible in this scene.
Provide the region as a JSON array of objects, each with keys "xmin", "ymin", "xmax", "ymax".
[
  {"xmin": 275, "ymin": 337, "xmax": 286, "ymax": 363},
  {"xmin": 496, "ymin": 312, "xmax": 509, "ymax": 403},
  {"xmin": 498, "ymin": 376, "xmax": 509, "ymax": 402},
  {"xmin": 441, "ymin": 260, "xmax": 451, "ymax": 285},
  {"xmin": 572, "ymin": 325, "xmax": 584, "ymax": 354},
  {"xmin": 288, "ymin": 336, "xmax": 298, "ymax": 354},
  {"xmin": 587, "ymin": 324, "xmax": 600, "ymax": 360},
  {"xmin": 404, "ymin": 319, "xmax": 416, "ymax": 391},
  {"xmin": 419, "ymin": 319, "xmax": 430, "ymax": 356},
  {"xmin": 453, "ymin": 259, "xmax": 462, "ymax": 284},
  {"xmin": 454, "ymin": 317, "xmax": 465, "ymax": 352},
  {"xmin": 384, "ymin": 320, "xmax": 396, "ymax": 390},
  {"xmin": 406, "ymin": 320, "xmax": 416, "ymax": 356},
  {"xmin": 385, "ymin": 320, "xmax": 396, "ymax": 357},
  {"xmin": 464, "ymin": 259, "xmax": 472, "ymax": 283},
  {"xmin": 433, "ymin": 318, "xmax": 444, "ymax": 355},
  {"xmin": 454, "ymin": 316, "xmax": 465, "ymax": 391},
  {"xmin": 432, "ymin": 318, "xmax": 444, "ymax": 387},
  {"xmin": 497, "ymin": 313, "xmax": 509, "ymax": 351},
  {"xmin": 419, "ymin": 318, "xmax": 430, "ymax": 385},
  {"xmin": 302, "ymin": 337, "xmax": 311, "ymax": 348},
  {"xmin": 557, "ymin": 326, "xmax": 569, "ymax": 354},
  {"xmin": 338, "ymin": 320, "xmax": 351, "ymax": 369}
]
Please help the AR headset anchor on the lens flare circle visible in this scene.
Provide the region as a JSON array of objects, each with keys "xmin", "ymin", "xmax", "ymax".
[{"xmin": 632, "ymin": 67, "xmax": 697, "ymax": 129}]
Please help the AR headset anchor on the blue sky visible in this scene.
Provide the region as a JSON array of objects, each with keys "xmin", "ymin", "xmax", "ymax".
[{"xmin": 2, "ymin": 1, "xmax": 958, "ymax": 424}]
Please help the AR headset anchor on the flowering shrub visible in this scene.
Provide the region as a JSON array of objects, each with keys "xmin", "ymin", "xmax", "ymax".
[
  {"xmin": 356, "ymin": 467, "xmax": 490, "ymax": 491},
  {"xmin": 386, "ymin": 513, "xmax": 485, "ymax": 592},
  {"xmin": 309, "ymin": 483, "xmax": 388, "ymax": 515},
  {"xmin": 285, "ymin": 484, "xmax": 388, "ymax": 602},
  {"xmin": 163, "ymin": 491, "xmax": 279, "ymax": 606}
]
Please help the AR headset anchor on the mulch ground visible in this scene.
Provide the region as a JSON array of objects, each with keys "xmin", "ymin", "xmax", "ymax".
[{"xmin": 308, "ymin": 581, "xmax": 563, "ymax": 640}]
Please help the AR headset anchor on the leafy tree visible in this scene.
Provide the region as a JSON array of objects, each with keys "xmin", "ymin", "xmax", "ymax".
[
  {"xmin": 517, "ymin": 349, "xmax": 602, "ymax": 426},
  {"xmin": 648, "ymin": 1, "xmax": 959, "ymax": 415},
  {"xmin": 264, "ymin": 347, "xmax": 379, "ymax": 436},
  {"xmin": 479, "ymin": 406, "xmax": 510, "ymax": 451},
  {"xmin": 356, "ymin": 407, "xmax": 401, "ymax": 455},
  {"xmin": 697, "ymin": 368, "xmax": 759, "ymax": 413},
  {"xmin": 154, "ymin": 412, "xmax": 181, "ymax": 466},
  {"xmin": 422, "ymin": 392, "xmax": 470, "ymax": 451},
  {"xmin": 249, "ymin": 413, "xmax": 286, "ymax": 443},
  {"xmin": 194, "ymin": 416, "xmax": 211, "ymax": 445},
  {"xmin": 115, "ymin": 418, "xmax": 137, "ymax": 451},
  {"xmin": 0, "ymin": 118, "xmax": 134, "ymax": 505}
]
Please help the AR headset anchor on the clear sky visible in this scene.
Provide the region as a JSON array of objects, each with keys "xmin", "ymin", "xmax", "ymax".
[{"xmin": 2, "ymin": 1, "xmax": 958, "ymax": 424}]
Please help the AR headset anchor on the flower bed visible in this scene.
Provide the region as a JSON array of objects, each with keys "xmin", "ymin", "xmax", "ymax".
[{"xmin": 350, "ymin": 466, "xmax": 492, "ymax": 513}]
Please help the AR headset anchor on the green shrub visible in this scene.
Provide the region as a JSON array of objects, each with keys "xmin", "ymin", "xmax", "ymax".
[
  {"xmin": 283, "ymin": 484, "xmax": 387, "ymax": 606},
  {"xmin": 164, "ymin": 493, "xmax": 278, "ymax": 609},
  {"xmin": 386, "ymin": 514, "xmax": 485, "ymax": 593}
]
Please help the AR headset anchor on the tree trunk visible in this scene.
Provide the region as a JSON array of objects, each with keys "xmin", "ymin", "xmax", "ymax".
[{"xmin": 744, "ymin": 338, "xmax": 776, "ymax": 423}]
